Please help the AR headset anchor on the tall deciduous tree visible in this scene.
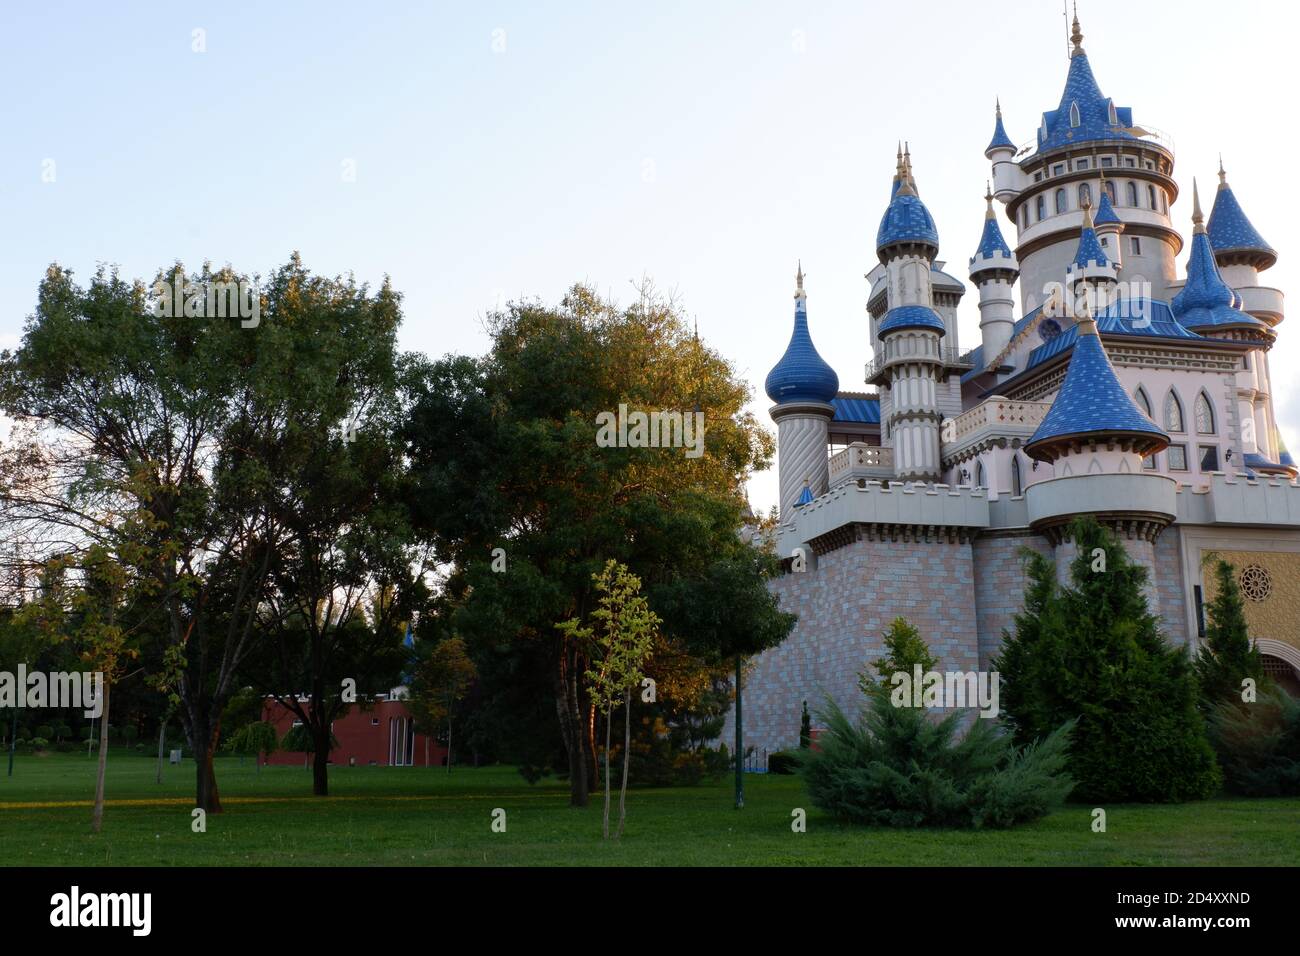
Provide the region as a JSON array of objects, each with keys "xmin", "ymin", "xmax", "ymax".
[
  {"xmin": 407, "ymin": 636, "xmax": 478, "ymax": 771},
  {"xmin": 405, "ymin": 283, "xmax": 791, "ymax": 808}
]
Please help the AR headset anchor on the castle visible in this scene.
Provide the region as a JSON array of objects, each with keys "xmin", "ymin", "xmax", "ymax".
[{"xmin": 730, "ymin": 13, "xmax": 1300, "ymax": 756}]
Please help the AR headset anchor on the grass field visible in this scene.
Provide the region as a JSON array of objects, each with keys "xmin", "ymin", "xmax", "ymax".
[{"xmin": 0, "ymin": 751, "xmax": 1296, "ymax": 866}]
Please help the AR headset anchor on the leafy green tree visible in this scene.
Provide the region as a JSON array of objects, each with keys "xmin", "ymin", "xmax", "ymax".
[
  {"xmin": 224, "ymin": 721, "xmax": 279, "ymax": 773},
  {"xmin": 1195, "ymin": 558, "xmax": 1264, "ymax": 714},
  {"xmin": 407, "ymin": 636, "xmax": 478, "ymax": 771},
  {"xmin": 995, "ymin": 517, "xmax": 1220, "ymax": 802},
  {"xmin": 565, "ymin": 560, "xmax": 658, "ymax": 839},
  {"xmin": 0, "ymin": 256, "xmax": 409, "ymax": 812},
  {"xmin": 404, "ymin": 283, "xmax": 791, "ymax": 807},
  {"xmin": 859, "ymin": 616, "xmax": 939, "ymax": 696}
]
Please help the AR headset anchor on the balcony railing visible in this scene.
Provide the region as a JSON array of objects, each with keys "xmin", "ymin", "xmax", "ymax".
[
  {"xmin": 942, "ymin": 399, "xmax": 1051, "ymax": 463},
  {"xmin": 828, "ymin": 442, "xmax": 894, "ymax": 485},
  {"xmin": 865, "ymin": 346, "xmax": 975, "ymax": 383},
  {"xmin": 1012, "ymin": 124, "xmax": 1175, "ymax": 161}
]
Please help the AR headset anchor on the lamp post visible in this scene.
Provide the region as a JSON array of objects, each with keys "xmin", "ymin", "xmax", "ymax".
[{"xmin": 734, "ymin": 654, "xmax": 743, "ymax": 809}]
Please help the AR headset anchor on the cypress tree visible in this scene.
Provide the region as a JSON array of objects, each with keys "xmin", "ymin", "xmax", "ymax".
[{"xmin": 1194, "ymin": 558, "xmax": 1264, "ymax": 714}]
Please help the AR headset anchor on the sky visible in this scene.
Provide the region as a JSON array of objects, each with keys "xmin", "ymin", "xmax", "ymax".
[{"xmin": 2, "ymin": 0, "xmax": 1297, "ymax": 513}]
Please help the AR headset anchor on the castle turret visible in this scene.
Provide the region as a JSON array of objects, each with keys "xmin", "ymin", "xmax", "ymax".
[
  {"xmin": 1064, "ymin": 196, "xmax": 1119, "ymax": 313},
  {"xmin": 1092, "ymin": 171, "xmax": 1124, "ymax": 269},
  {"xmin": 1207, "ymin": 158, "xmax": 1282, "ymax": 326},
  {"xmin": 969, "ymin": 184, "xmax": 1019, "ymax": 359},
  {"xmin": 986, "ymin": 100, "xmax": 1018, "ymax": 203},
  {"xmin": 765, "ymin": 264, "xmax": 838, "ymax": 518},
  {"xmin": 871, "ymin": 156, "xmax": 945, "ymax": 482}
]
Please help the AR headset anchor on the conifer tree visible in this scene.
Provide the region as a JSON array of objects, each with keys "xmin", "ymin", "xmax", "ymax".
[
  {"xmin": 997, "ymin": 517, "xmax": 1220, "ymax": 802},
  {"xmin": 1194, "ymin": 558, "xmax": 1264, "ymax": 714},
  {"xmin": 859, "ymin": 617, "xmax": 939, "ymax": 696}
]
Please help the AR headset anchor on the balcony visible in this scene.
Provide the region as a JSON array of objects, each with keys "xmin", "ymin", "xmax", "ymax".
[
  {"xmin": 865, "ymin": 346, "xmax": 975, "ymax": 384},
  {"xmin": 828, "ymin": 442, "xmax": 894, "ymax": 486},
  {"xmin": 941, "ymin": 397, "xmax": 1051, "ymax": 464},
  {"xmin": 1012, "ymin": 124, "xmax": 1175, "ymax": 162}
]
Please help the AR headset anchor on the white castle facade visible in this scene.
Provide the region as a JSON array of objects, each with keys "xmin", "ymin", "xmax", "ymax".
[{"xmin": 730, "ymin": 14, "xmax": 1300, "ymax": 756}]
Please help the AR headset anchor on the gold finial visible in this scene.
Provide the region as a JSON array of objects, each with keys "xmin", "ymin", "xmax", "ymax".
[
  {"xmin": 1070, "ymin": 2, "xmax": 1084, "ymax": 57},
  {"xmin": 903, "ymin": 142, "xmax": 916, "ymax": 191},
  {"xmin": 995, "ymin": 97, "xmax": 1002, "ymax": 117},
  {"xmin": 985, "ymin": 182, "xmax": 996, "ymax": 219},
  {"xmin": 795, "ymin": 260, "xmax": 805, "ymax": 297},
  {"xmin": 1218, "ymin": 154, "xmax": 1228, "ymax": 189},
  {"xmin": 1191, "ymin": 178, "xmax": 1205, "ymax": 233},
  {"xmin": 1080, "ymin": 191, "xmax": 1094, "ymax": 230}
]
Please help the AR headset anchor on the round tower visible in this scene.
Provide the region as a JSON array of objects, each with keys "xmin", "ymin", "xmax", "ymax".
[
  {"xmin": 986, "ymin": 99, "xmax": 1018, "ymax": 203},
  {"xmin": 765, "ymin": 264, "xmax": 838, "ymax": 518},
  {"xmin": 1064, "ymin": 196, "xmax": 1119, "ymax": 316},
  {"xmin": 969, "ymin": 183, "xmax": 1019, "ymax": 360}
]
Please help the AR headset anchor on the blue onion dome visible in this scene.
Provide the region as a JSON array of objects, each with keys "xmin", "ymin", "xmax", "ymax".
[
  {"xmin": 877, "ymin": 150, "xmax": 940, "ymax": 260},
  {"xmin": 1173, "ymin": 181, "xmax": 1270, "ymax": 335},
  {"xmin": 764, "ymin": 265, "xmax": 839, "ymax": 404},
  {"xmin": 1207, "ymin": 160, "xmax": 1277, "ymax": 270},
  {"xmin": 1092, "ymin": 188, "xmax": 1121, "ymax": 227},
  {"xmin": 985, "ymin": 100, "xmax": 1015, "ymax": 157},
  {"xmin": 878, "ymin": 304, "xmax": 946, "ymax": 336},
  {"xmin": 1035, "ymin": 15, "xmax": 1138, "ymax": 154},
  {"xmin": 1025, "ymin": 314, "xmax": 1168, "ymax": 462}
]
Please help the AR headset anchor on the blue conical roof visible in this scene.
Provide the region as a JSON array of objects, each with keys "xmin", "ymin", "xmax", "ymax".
[
  {"xmin": 1026, "ymin": 318, "xmax": 1167, "ymax": 460},
  {"xmin": 973, "ymin": 214, "xmax": 1011, "ymax": 260},
  {"xmin": 986, "ymin": 103, "xmax": 1015, "ymax": 156},
  {"xmin": 1207, "ymin": 170, "xmax": 1276, "ymax": 269},
  {"xmin": 765, "ymin": 279, "xmax": 839, "ymax": 405},
  {"xmin": 1093, "ymin": 190, "xmax": 1121, "ymax": 226},
  {"xmin": 1036, "ymin": 22, "xmax": 1137, "ymax": 154},
  {"xmin": 1172, "ymin": 231, "xmax": 1267, "ymax": 332},
  {"xmin": 1071, "ymin": 218, "xmax": 1109, "ymax": 269},
  {"xmin": 795, "ymin": 484, "xmax": 815, "ymax": 506}
]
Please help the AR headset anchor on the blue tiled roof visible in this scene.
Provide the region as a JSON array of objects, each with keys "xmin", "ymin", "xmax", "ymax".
[
  {"xmin": 971, "ymin": 215, "xmax": 1012, "ymax": 262},
  {"xmin": 1093, "ymin": 191, "xmax": 1121, "ymax": 226},
  {"xmin": 960, "ymin": 307, "xmax": 1044, "ymax": 383},
  {"xmin": 765, "ymin": 296, "xmax": 839, "ymax": 404},
  {"xmin": 876, "ymin": 192, "xmax": 940, "ymax": 254},
  {"xmin": 795, "ymin": 484, "xmax": 815, "ymax": 506},
  {"xmin": 1172, "ymin": 230, "xmax": 1268, "ymax": 332},
  {"xmin": 931, "ymin": 264, "xmax": 965, "ymax": 292},
  {"xmin": 1023, "ymin": 300, "xmax": 1205, "ymax": 373},
  {"xmin": 1037, "ymin": 53, "xmax": 1136, "ymax": 153},
  {"xmin": 1071, "ymin": 223, "xmax": 1109, "ymax": 268},
  {"xmin": 831, "ymin": 395, "xmax": 880, "ymax": 424},
  {"xmin": 986, "ymin": 109, "xmax": 1014, "ymax": 155},
  {"xmin": 878, "ymin": 305, "xmax": 946, "ymax": 336},
  {"xmin": 1207, "ymin": 183, "xmax": 1276, "ymax": 264},
  {"xmin": 1243, "ymin": 452, "xmax": 1289, "ymax": 474},
  {"xmin": 1026, "ymin": 324, "xmax": 1167, "ymax": 455}
]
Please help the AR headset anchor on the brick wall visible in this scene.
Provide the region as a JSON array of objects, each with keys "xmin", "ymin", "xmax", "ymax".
[{"xmin": 971, "ymin": 533, "xmax": 1053, "ymax": 669}]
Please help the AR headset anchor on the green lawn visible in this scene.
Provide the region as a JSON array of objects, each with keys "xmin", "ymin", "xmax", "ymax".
[{"xmin": 0, "ymin": 751, "xmax": 1296, "ymax": 866}]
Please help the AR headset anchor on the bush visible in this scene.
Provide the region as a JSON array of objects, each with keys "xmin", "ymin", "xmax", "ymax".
[
  {"xmin": 800, "ymin": 688, "xmax": 1074, "ymax": 829},
  {"xmin": 1207, "ymin": 688, "xmax": 1300, "ymax": 796},
  {"xmin": 29, "ymin": 737, "xmax": 49, "ymax": 751},
  {"xmin": 55, "ymin": 741, "xmax": 76, "ymax": 753},
  {"xmin": 35, "ymin": 724, "xmax": 54, "ymax": 740},
  {"xmin": 768, "ymin": 750, "xmax": 800, "ymax": 774},
  {"xmin": 53, "ymin": 723, "xmax": 71, "ymax": 741}
]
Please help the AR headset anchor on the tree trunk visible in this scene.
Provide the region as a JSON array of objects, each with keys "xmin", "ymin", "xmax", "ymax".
[
  {"xmin": 553, "ymin": 646, "xmax": 589, "ymax": 807},
  {"xmin": 616, "ymin": 689, "xmax": 631, "ymax": 839},
  {"xmin": 602, "ymin": 705, "xmax": 612, "ymax": 839},
  {"xmin": 193, "ymin": 716, "xmax": 223, "ymax": 813},
  {"xmin": 446, "ymin": 716, "xmax": 452, "ymax": 774},
  {"xmin": 155, "ymin": 717, "xmax": 165, "ymax": 785},
  {"xmin": 91, "ymin": 682, "xmax": 111, "ymax": 833},
  {"xmin": 734, "ymin": 654, "xmax": 744, "ymax": 810},
  {"xmin": 312, "ymin": 727, "xmax": 330, "ymax": 796}
]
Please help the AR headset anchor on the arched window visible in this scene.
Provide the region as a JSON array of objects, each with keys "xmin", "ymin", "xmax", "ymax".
[
  {"xmin": 1164, "ymin": 390, "xmax": 1185, "ymax": 432},
  {"xmin": 1126, "ymin": 181, "xmax": 1138, "ymax": 206},
  {"xmin": 975, "ymin": 461, "xmax": 985, "ymax": 489},
  {"xmin": 1070, "ymin": 102, "xmax": 1081, "ymax": 127},
  {"xmin": 1108, "ymin": 101, "xmax": 1118, "ymax": 125},
  {"xmin": 1020, "ymin": 205, "xmax": 1029, "ymax": 229},
  {"xmin": 1195, "ymin": 392, "xmax": 1215, "ymax": 434},
  {"xmin": 1055, "ymin": 188, "xmax": 1068, "ymax": 214},
  {"xmin": 1148, "ymin": 184, "xmax": 1158, "ymax": 209},
  {"xmin": 1011, "ymin": 456, "xmax": 1023, "ymax": 497},
  {"xmin": 1104, "ymin": 179, "xmax": 1116, "ymax": 203},
  {"xmin": 1036, "ymin": 195, "xmax": 1046, "ymax": 221},
  {"xmin": 1078, "ymin": 182, "xmax": 1091, "ymax": 207},
  {"xmin": 1134, "ymin": 386, "xmax": 1153, "ymax": 419}
]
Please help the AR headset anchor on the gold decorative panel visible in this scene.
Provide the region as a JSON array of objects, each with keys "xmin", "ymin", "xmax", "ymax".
[{"xmin": 1201, "ymin": 551, "xmax": 1300, "ymax": 653}]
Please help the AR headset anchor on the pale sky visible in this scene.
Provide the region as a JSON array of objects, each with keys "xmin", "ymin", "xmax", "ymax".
[{"xmin": 2, "ymin": 0, "xmax": 1296, "ymax": 513}]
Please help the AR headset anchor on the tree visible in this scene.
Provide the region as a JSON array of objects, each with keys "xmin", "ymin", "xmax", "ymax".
[
  {"xmin": 1195, "ymin": 558, "xmax": 1264, "ymax": 714},
  {"xmin": 799, "ymin": 700, "xmax": 811, "ymax": 749},
  {"xmin": 564, "ymin": 560, "xmax": 658, "ymax": 839},
  {"xmin": 224, "ymin": 721, "xmax": 279, "ymax": 773},
  {"xmin": 859, "ymin": 616, "xmax": 939, "ymax": 696},
  {"xmin": 995, "ymin": 518, "xmax": 1220, "ymax": 802},
  {"xmin": 405, "ymin": 283, "xmax": 790, "ymax": 808},
  {"xmin": 0, "ymin": 256, "xmax": 410, "ymax": 812},
  {"xmin": 407, "ymin": 636, "xmax": 477, "ymax": 771}
]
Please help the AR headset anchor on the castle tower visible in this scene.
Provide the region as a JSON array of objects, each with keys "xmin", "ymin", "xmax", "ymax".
[
  {"xmin": 969, "ymin": 183, "xmax": 1019, "ymax": 359},
  {"xmin": 1092, "ymin": 170, "xmax": 1124, "ymax": 270},
  {"xmin": 990, "ymin": 11, "xmax": 1181, "ymax": 311},
  {"xmin": 765, "ymin": 264, "xmax": 839, "ymax": 518},
  {"xmin": 1064, "ymin": 196, "xmax": 1119, "ymax": 314},
  {"xmin": 868, "ymin": 157, "xmax": 946, "ymax": 482},
  {"xmin": 986, "ymin": 100, "xmax": 1018, "ymax": 203}
]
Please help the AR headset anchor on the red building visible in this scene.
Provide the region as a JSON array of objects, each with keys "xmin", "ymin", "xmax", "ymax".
[{"xmin": 262, "ymin": 695, "xmax": 447, "ymax": 768}]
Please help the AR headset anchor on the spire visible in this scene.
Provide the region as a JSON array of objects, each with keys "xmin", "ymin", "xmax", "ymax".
[
  {"xmin": 985, "ymin": 182, "xmax": 996, "ymax": 219},
  {"xmin": 985, "ymin": 99, "xmax": 1015, "ymax": 155},
  {"xmin": 877, "ymin": 146, "xmax": 939, "ymax": 260},
  {"xmin": 764, "ymin": 269, "xmax": 839, "ymax": 404},
  {"xmin": 1070, "ymin": 3, "xmax": 1084, "ymax": 58},
  {"xmin": 1080, "ymin": 192, "xmax": 1094, "ymax": 230},
  {"xmin": 1206, "ymin": 158, "xmax": 1277, "ymax": 270},
  {"xmin": 1172, "ymin": 187, "xmax": 1269, "ymax": 333},
  {"xmin": 795, "ymin": 260, "xmax": 806, "ymax": 299},
  {"xmin": 971, "ymin": 182, "xmax": 1015, "ymax": 272},
  {"xmin": 1191, "ymin": 178, "xmax": 1205, "ymax": 234}
]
